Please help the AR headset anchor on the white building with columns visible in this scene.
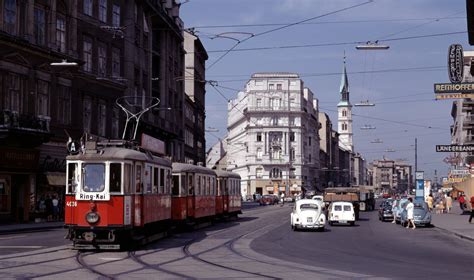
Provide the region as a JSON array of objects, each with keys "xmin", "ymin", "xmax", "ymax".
[{"xmin": 226, "ymin": 73, "xmax": 320, "ymax": 198}]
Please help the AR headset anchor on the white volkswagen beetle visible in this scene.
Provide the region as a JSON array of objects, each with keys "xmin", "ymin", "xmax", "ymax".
[{"xmin": 290, "ymin": 199, "xmax": 326, "ymax": 231}]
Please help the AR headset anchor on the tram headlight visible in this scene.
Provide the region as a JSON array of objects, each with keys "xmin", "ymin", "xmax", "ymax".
[{"xmin": 85, "ymin": 212, "xmax": 100, "ymax": 224}]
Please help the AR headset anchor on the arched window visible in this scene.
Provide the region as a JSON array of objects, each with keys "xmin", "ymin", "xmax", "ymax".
[{"xmin": 342, "ymin": 110, "xmax": 347, "ymax": 117}]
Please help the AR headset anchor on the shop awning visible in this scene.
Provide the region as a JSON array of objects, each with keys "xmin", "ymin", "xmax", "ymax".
[{"xmin": 45, "ymin": 172, "xmax": 66, "ymax": 186}]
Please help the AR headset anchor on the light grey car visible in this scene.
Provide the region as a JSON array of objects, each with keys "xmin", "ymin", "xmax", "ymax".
[{"xmin": 400, "ymin": 201, "xmax": 432, "ymax": 227}]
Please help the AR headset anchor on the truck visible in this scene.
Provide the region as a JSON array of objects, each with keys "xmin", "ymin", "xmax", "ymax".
[{"xmin": 323, "ymin": 186, "xmax": 375, "ymax": 220}]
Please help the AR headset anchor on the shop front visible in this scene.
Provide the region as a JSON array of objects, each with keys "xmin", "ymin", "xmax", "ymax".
[{"xmin": 0, "ymin": 147, "xmax": 39, "ymax": 223}]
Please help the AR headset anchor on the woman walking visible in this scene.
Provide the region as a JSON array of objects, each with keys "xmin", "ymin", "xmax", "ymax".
[{"xmin": 405, "ymin": 198, "xmax": 416, "ymax": 229}]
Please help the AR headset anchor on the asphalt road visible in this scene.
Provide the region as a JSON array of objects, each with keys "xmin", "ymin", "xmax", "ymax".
[
  {"xmin": 251, "ymin": 207, "xmax": 474, "ymax": 279},
  {"xmin": 0, "ymin": 228, "xmax": 69, "ymax": 255}
]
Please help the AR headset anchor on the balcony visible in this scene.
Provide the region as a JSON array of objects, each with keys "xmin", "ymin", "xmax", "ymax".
[{"xmin": 0, "ymin": 110, "xmax": 50, "ymax": 132}]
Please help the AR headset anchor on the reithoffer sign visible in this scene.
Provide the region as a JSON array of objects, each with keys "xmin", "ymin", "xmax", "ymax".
[{"xmin": 448, "ymin": 44, "xmax": 463, "ymax": 83}]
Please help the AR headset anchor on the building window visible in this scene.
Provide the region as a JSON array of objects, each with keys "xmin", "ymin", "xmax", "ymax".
[
  {"xmin": 5, "ymin": 74, "xmax": 22, "ymax": 113},
  {"xmin": 272, "ymin": 148, "xmax": 281, "ymax": 160},
  {"xmin": 256, "ymin": 148, "xmax": 262, "ymax": 159},
  {"xmin": 276, "ymin": 84, "xmax": 282, "ymax": 90},
  {"xmin": 342, "ymin": 123, "xmax": 347, "ymax": 131},
  {"xmin": 271, "ymin": 98, "xmax": 280, "ymax": 110},
  {"xmin": 272, "ymin": 117, "xmax": 278, "ymax": 126},
  {"xmin": 269, "ymin": 84, "xmax": 274, "ymax": 90},
  {"xmin": 56, "ymin": 16, "xmax": 66, "ymax": 52},
  {"xmin": 83, "ymin": 96, "xmax": 92, "ymax": 133},
  {"xmin": 309, "ymin": 154, "xmax": 312, "ymax": 163},
  {"xmin": 98, "ymin": 101, "xmax": 107, "ymax": 136},
  {"xmin": 98, "ymin": 43, "xmax": 107, "ymax": 77},
  {"xmin": 112, "ymin": 47, "xmax": 121, "ymax": 77},
  {"xmin": 256, "ymin": 98, "xmax": 262, "ymax": 108},
  {"xmin": 290, "ymin": 148, "xmax": 295, "ymax": 161},
  {"xmin": 256, "ymin": 133, "xmax": 262, "ymax": 142},
  {"xmin": 112, "ymin": 108, "xmax": 119, "ymax": 139},
  {"xmin": 342, "ymin": 109, "xmax": 347, "ymax": 117},
  {"xmin": 309, "ymin": 136, "xmax": 311, "ymax": 146},
  {"xmin": 83, "ymin": 37, "xmax": 92, "ymax": 72},
  {"xmin": 290, "ymin": 168, "xmax": 296, "ymax": 179},
  {"xmin": 83, "ymin": 0, "xmax": 93, "ymax": 16},
  {"xmin": 112, "ymin": 4, "xmax": 121, "ymax": 27},
  {"xmin": 4, "ymin": 0, "xmax": 17, "ymax": 35},
  {"xmin": 57, "ymin": 85, "xmax": 71, "ymax": 125},
  {"xmin": 34, "ymin": 7, "xmax": 46, "ymax": 45},
  {"xmin": 270, "ymin": 168, "xmax": 282, "ymax": 179},
  {"xmin": 36, "ymin": 80, "xmax": 49, "ymax": 116},
  {"xmin": 99, "ymin": 0, "xmax": 107, "ymax": 22},
  {"xmin": 256, "ymin": 167, "xmax": 263, "ymax": 178},
  {"xmin": 290, "ymin": 132, "xmax": 295, "ymax": 142},
  {"xmin": 289, "ymin": 117, "xmax": 295, "ymax": 126}
]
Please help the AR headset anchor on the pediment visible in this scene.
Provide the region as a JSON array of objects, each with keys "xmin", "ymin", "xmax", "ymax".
[{"xmin": 2, "ymin": 52, "xmax": 31, "ymax": 67}]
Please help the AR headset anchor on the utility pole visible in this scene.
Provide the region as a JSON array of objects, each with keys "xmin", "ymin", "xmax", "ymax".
[{"xmin": 415, "ymin": 138, "xmax": 418, "ymax": 172}]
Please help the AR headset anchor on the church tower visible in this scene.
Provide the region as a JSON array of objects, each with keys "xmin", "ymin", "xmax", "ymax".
[{"xmin": 338, "ymin": 56, "xmax": 353, "ymax": 152}]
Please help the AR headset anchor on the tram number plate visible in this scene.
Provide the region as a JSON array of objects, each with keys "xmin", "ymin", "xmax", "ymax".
[
  {"xmin": 307, "ymin": 217, "xmax": 313, "ymax": 223},
  {"xmin": 66, "ymin": 201, "xmax": 77, "ymax": 207}
]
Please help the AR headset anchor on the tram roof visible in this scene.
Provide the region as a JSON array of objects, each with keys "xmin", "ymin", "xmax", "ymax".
[
  {"xmin": 214, "ymin": 169, "xmax": 241, "ymax": 179},
  {"xmin": 67, "ymin": 147, "xmax": 172, "ymax": 166},
  {"xmin": 172, "ymin": 162, "xmax": 216, "ymax": 176}
]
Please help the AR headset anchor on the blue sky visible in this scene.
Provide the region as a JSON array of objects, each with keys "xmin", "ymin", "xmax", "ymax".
[{"xmin": 181, "ymin": 0, "xmax": 468, "ymax": 182}]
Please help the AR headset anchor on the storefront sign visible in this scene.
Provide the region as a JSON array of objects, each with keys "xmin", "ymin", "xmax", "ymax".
[
  {"xmin": 435, "ymin": 93, "xmax": 474, "ymax": 100},
  {"xmin": 449, "ymin": 169, "xmax": 470, "ymax": 176},
  {"xmin": 436, "ymin": 145, "xmax": 474, "ymax": 152},
  {"xmin": 448, "ymin": 44, "xmax": 463, "ymax": 83},
  {"xmin": 0, "ymin": 148, "xmax": 39, "ymax": 170},
  {"xmin": 434, "ymin": 83, "xmax": 474, "ymax": 93}
]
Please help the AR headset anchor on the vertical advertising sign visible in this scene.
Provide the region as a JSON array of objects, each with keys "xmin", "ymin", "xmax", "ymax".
[{"xmin": 415, "ymin": 171, "xmax": 424, "ymax": 200}]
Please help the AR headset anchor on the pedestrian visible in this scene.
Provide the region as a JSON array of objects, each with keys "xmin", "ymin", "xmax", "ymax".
[
  {"xmin": 405, "ymin": 198, "xmax": 416, "ymax": 229},
  {"xmin": 469, "ymin": 195, "xmax": 474, "ymax": 223},
  {"xmin": 426, "ymin": 194, "xmax": 434, "ymax": 212},
  {"xmin": 445, "ymin": 193, "xmax": 453, "ymax": 214},
  {"xmin": 280, "ymin": 192, "xmax": 285, "ymax": 206},
  {"xmin": 436, "ymin": 199, "xmax": 445, "ymax": 214},
  {"xmin": 253, "ymin": 193, "xmax": 256, "ymax": 201},
  {"xmin": 459, "ymin": 194, "xmax": 466, "ymax": 213},
  {"xmin": 52, "ymin": 195, "xmax": 59, "ymax": 221},
  {"xmin": 44, "ymin": 195, "xmax": 53, "ymax": 222}
]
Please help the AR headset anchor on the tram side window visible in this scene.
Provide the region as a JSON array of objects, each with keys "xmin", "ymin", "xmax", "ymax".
[
  {"xmin": 172, "ymin": 175, "xmax": 179, "ymax": 195},
  {"xmin": 166, "ymin": 170, "xmax": 171, "ymax": 194},
  {"xmin": 188, "ymin": 174, "xmax": 194, "ymax": 195},
  {"xmin": 153, "ymin": 167, "xmax": 158, "ymax": 193},
  {"xmin": 160, "ymin": 168, "xmax": 165, "ymax": 194},
  {"xmin": 197, "ymin": 175, "xmax": 201, "ymax": 195},
  {"xmin": 135, "ymin": 165, "xmax": 142, "ymax": 193},
  {"xmin": 67, "ymin": 163, "xmax": 78, "ymax": 194},
  {"xmin": 223, "ymin": 179, "xmax": 228, "ymax": 195},
  {"xmin": 124, "ymin": 164, "xmax": 131, "ymax": 194},
  {"xmin": 219, "ymin": 179, "xmax": 223, "ymax": 196},
  {"xmin": 180, "ymin": 174, "xmax": 186, "ymax": 195},
  {"xmin": 145, "ymin": 165, "xmax": 152, "ymax": 193},
  {"xmin": 211, "ymin": 177, "xmax": 215, "ymax": 195},
  {"xmin": 207, "ymin": 177, "xmax": 211, "ymax": 195},
  {"xmin": 109, "ymin": 163, "xmax": 121, "ymax": 193}
]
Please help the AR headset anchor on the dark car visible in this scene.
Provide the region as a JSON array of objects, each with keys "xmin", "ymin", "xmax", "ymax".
[
  {"xmin": 378, "ymin": 199, "xmax": 394, "ymax": 222},
  {"xmin": 259, "ymin": 194, "xmax": 276, "ymax": 206}
]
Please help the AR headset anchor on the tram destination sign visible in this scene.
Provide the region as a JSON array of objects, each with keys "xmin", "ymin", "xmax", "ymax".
[
  {"xmin": 436, "ymin": 145, "xmax": 474, "ymax": 152},
  {"xmin": 448, "ymin": 44, "xmax": 463, "ymax": 83},
  {"xmin": 434, "ymin": 83, "xmax": 474, "ymax": 93}
]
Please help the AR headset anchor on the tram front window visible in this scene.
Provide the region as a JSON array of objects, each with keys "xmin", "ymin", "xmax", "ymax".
[{"xmin": 83, "ymin": 163, "xmax": 105, "ymax": 192}]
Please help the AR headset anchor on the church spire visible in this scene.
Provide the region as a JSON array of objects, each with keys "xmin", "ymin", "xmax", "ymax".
[{"xmin": 339, "ymin": 53, "xmax": 349, "ymax": 98}]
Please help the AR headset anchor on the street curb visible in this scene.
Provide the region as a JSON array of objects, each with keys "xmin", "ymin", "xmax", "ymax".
[
  {"xmin": 434, "ymin": 224, "xmax": 474, "ymax": 242},
  {"xmin": 0, "ymin": 224, "xmax": 64, "ymax": 235}
]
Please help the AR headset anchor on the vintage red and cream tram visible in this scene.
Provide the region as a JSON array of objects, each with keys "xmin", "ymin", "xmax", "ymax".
[
  {"xmin": 214, "ymin": 170, "xmax": 242, "ymax": 216},
  {"xmin": 171, "ymin": 163, "xmax": 217, "ymax": 223},
  {"xmin": 64, "ymin": 140, "xmax": 172, "ymax": 249}
]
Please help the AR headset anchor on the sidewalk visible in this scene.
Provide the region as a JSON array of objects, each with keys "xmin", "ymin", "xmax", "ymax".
[
  {"xmin": 431, "ymin": 205, "xmax": 474, "ymax": 242},
  {"xmin": 0, "ymin": 221, "xmax": 64, "ymax": 235}
]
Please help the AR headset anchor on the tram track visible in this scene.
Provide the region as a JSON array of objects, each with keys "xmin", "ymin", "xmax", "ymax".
[{"xmin": 75, "ymin": 251, "xmax": 115, "ymax": 279}]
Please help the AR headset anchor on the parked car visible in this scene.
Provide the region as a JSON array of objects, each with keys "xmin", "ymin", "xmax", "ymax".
[
  {"xmin": 378, "ymin": 199, "xmax": 394, "ymax": 222},
  {"xmin": 259, "ymin": 195, "xmax": 276, "ymax": 206},
  {"xmin": 393, "ymin": 198, "xmax": 408, "ymax": 224},
  {"xmin": 400, "ymin": 201, "xmax": 432, "ymax": 227},
  {"xmin": 290, "ymin": 199, "xmax": 326, "ymax": 231},
  {"xmin": 328, "ymin": 201, "xmax": 356, "ymax": 226},
  {"xmin": 284, "ymin": 196, "xmax": 295, "ymax": 202}
]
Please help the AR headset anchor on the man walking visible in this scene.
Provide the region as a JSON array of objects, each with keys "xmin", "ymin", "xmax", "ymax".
[
  {"xmin": 445, "ymin": 194, "xmax": 453, "ymax": 214},
  {"xmin": 459, "ymin": 194, "xmax": 466, "ymax": 213},
  {"xmin": 405, "ymin": 198, "xmax": 416, "ymax": 229},
  {"xmin": 469, "ymin": 195, "xmax": 474, "ymax": 223}
]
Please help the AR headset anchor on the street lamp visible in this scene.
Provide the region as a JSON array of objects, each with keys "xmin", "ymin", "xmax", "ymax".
[{"xmin": 50, "ymin": 59, "xmax": 78, "ymax": 66}]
